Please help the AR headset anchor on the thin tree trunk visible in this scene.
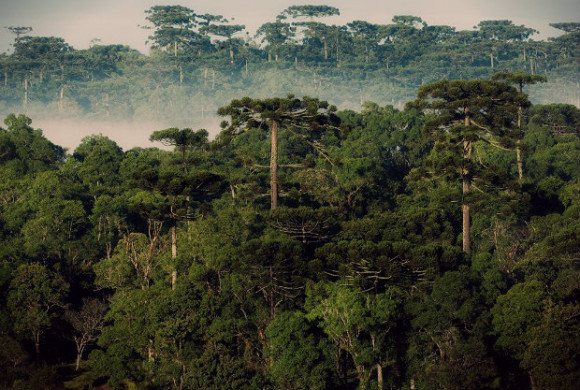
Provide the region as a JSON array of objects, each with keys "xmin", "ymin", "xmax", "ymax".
[
  {"xmin": 270, "ymin": 119, "xmax": 279, "ymax": 210},
  {"xmin": 376, "ymin": 363, "xmax": 383, "ymax": 390},
  {"xmin": 529, "ymin": 373, "xmax": 536, "ymax": 390},
  {"xmin": 171, "ymin": 225, "xmax": 177, "ymax": 259},
  {"xmin": 516, "ymin": 105, "xmax": 524, "ymax": 181},
  {"xmin": 462, "ymin": 107, "xmax": 472, "ymax": 254},
  {"xmin": 33, "ymin": 331, "xmax": 41, "ymax": 363},
  {"xmin": 59, "ymin": 86, "xmax": 64, "ymax": 112},
  {"xmin": 171, "ymin": 225, "xmax": 177, "ymax": 290},
  {"xmin": 23, "ymin": 78, "xmax": 28, "ymax": 107},
  {"xmin": 75, "ymin": 345, "xmax": 85, "ymax": 371}
]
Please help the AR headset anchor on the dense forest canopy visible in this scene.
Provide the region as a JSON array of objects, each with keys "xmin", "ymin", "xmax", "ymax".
[{"xmin": 0, "ymin": 4, "xmax": 579, "ymax": 390}]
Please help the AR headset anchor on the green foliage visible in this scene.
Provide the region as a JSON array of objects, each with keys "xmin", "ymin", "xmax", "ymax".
[
  {"xmin": 0, "ymin": 62, "xmax": 578, "ymax": 389},
  {"xmin": 266, "ymin": 311, "xmax": 336, "ymax": 389}
]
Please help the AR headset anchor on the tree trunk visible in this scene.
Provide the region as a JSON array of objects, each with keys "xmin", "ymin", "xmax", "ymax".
[
  {"xmin": 33, "ymin": 331, "xmax": 41, "ymax": 363},
  {"xmin": 171, "ymin": 225, "xmax": 177, "ymax": 258},
  {"xmin": 171, "ymin": 225, "xmax": 177, "ymax": 290},
  {"xmin": 23, "ymin": 78, "xmax": 28, "ymax": 107},
  {"xmin": 462, "ymin": 107, "xmax": 472, "ymax": 255},
  {"xmin": 59, "ymin": 86, "xmax": 65, "ymax": 112},
  {"xmin": 355, "ymin": 364, "xmax": 368, "ymax": 390},
  {"xmin": 270, "ymin": 119, "xmax": 279, "ymax": 210},
  {"xmin": 490, "ymin": 52, "xmax": 495, "ymax": 68},
  {"xmin": 376, "ymin": 363, "xmax": 383, "ymax": 390},
  {"xmin": 529, "ymin": 373, "xmax": 536, "ymax": 390},
  {"xmin": 75, "ymin": 346, "xmax": 84, "ymax": 371},
  {"xmin": 516, "ymin": 104, "xmax": 524, "ymax": 181}
]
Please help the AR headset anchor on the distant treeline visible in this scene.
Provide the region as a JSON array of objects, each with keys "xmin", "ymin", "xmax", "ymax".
[{"xmin": 0, "ymin": 6, "xmax": 579, "ymax": 122}]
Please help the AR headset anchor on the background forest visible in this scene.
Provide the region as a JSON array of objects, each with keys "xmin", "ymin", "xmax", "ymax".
[
  {"xmin": 1, "ymin": 5, "xmax": 579, "ymax": 125},
  {"xmin": 0, "ymin": 4, "xmax": 579, "ymax": 390}
]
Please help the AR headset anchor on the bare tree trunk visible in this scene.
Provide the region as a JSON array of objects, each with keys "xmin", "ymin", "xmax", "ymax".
[
  {"xmin": 33, "ymin": 331, "xmax": 41, "ymax": 364},
  {"xmin": 462, "ymin": 202, "xmax": 471, "ymax": 254},
  {"xmin": 171, "ymin": 225, "xmax": 177, "ymax": 290},
  {"xmin": 462, "ymin": 107, "xmax": 472, "ymax": 254},
  {"xmin": 59, "ymin": 86, "xmax": 64, "ymax": 112},
  {"xmin": 376, "ymin": 363, "xmax": 383, "ymax": 390},
  {"xmin": 75, "ymin": 346, "xmax": 84, "ymax": 371},
  {"xmin": 529, "ymin": 373, "xmax": 536, "ymax": 390},
  {"xmin": 23, "ymin": 78, "xmax": 28, "ymax": 107},
  {"xmin": 171, "ymin": 225, "xmax": 177, "ymax": 259},
  {"xmin": 148, "ymin": 339, "xmax": 155, "ymax": 362},
  {"xmin": 490, "ymin": 52, "xmax": 495, "ymax": 68},
  {"xmin": 516, "ymin": 105, "xmax": 524, "ymax": 181},
  {"xmin": 270, "ymin": 119, "xmax": 279, "ymax": 210}
]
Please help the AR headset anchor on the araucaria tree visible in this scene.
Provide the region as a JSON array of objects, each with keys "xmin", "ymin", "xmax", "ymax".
[
  {"xmin": 218, "ymin": 95, "xmax": 338, "ymax": 209},
  {"xmin": 408, "ymin": 80, "xmax": 529, "ymax": 254}
]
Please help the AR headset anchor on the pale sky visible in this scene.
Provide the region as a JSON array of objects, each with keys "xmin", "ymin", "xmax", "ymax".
[{"xmin": 1, "ymin": 0, "xmax": 578, "ymax": 54}]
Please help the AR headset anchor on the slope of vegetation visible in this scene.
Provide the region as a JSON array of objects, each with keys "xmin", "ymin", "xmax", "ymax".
[
  {"xmin": 0, "ymin": 78, "xmax": 579, "ymax": 389},
  {"xmin": 0, "ymin": 5, "xmax": 579, "ymax": 390}
]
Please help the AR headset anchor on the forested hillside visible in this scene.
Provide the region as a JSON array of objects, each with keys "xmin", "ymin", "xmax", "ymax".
[
  {"xmin": 0, "ymin": 4, "xmax": 579, "ymax": 390},
  {"xmin": 0, "ymin": 82, "xmax": 579, "ymax": 389},
  {"xmin": 0, "ymin": 6, "xmax": 579, "ymax": 125}
]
